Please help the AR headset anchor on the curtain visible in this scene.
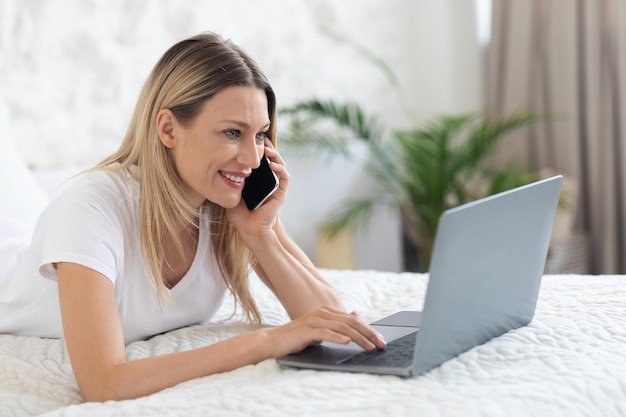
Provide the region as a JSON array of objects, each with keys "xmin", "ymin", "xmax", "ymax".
[{"xmin": 487, "ymin": 0, "xmax": 626, "ymax": 274}]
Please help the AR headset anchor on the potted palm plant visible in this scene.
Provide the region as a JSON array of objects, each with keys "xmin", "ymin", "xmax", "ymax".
[
  {"xmin": 279, "ymin": 33, "xmax": 550, "ymax": 271},
  {"xmin": 280, "ymin": 101, "xmax": 545, "ymax": 270}
]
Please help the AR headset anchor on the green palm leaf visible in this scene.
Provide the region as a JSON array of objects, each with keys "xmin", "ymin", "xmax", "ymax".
[
  {"xmin": 322, "ymin": 197, "xmax": 388, "ymax": 240},
  {"xmin": 280, "ymin": 99, "xmax": 382, "ymax": 143}
]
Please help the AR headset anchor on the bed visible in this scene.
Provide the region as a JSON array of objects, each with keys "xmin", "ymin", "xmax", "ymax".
[{"xmin": 2, "ymin": 268, "xmax": 626, "ymax": 417}]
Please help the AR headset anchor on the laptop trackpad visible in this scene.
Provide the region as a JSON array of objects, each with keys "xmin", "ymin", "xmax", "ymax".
[
  {"xmin": 277, "ymin": 311, "xmax": 421, "ymax": 366},
  {"xmin": 296, "ymin": 325, "xmax": 418, "ymax": 364}
]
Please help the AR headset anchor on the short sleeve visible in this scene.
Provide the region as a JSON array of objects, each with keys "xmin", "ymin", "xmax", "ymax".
[{"xmin": 35, "ymin": 185, "xmax": 124, "ymax": 285}]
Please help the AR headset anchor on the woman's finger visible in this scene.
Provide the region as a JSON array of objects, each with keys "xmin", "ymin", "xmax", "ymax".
[{"xmin": 309, "ymin": 307, "xmax": 386, "ymax": 351}]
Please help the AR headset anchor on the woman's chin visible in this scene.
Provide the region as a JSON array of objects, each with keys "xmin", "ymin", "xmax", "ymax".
[{"xmin": 214, "ymin": 197, "xmax": 243, "ymax": 209}]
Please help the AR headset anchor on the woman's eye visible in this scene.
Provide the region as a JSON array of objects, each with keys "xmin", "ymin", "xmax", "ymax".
[
  {"xmin": 224, "ymin": 130, "xmax": 240, "ymax": 140},
  {"xmin": 256, "ymin": 132, "xmax": 268, "ymax": 142}
]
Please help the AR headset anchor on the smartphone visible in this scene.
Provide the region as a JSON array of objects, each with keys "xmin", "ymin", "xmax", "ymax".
[{"xmin": 242, "ymin": 156, "xmax": 279, "ymax": 210}]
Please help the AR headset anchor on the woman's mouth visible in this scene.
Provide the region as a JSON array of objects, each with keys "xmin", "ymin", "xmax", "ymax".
[
  {"xmin": 220, "ymin": 171, "xmax": 246, "ymax": 186},
  {"xmin": 220, "ymin": 172, "xmax": 245, "ymax": 182}
]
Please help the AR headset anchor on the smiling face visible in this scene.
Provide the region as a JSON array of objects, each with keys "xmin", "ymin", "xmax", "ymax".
[{"xmin": 157, "ymin": 85, "xmax": 271, "ymax": 209}]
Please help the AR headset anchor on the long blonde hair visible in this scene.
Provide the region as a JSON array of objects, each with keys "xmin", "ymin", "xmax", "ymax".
[{"xmin": 95, "ymin": 32, "xmax": 276, "ymax": 324}]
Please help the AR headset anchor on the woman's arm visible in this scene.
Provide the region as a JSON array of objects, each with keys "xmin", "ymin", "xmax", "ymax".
[
  {"xmin": 57, "ymin": 262, "xmax": 271, "ymax": 401},
  {"xmin": 227, "ymin": 142, "xmax": 344, "ymax": 318},
  {"xmin": 57, "ymin": 262, "xmax": 384, "ymax": 402},
  {"xmin": 251, "ymin": 217, "xmax": 343, "ymax": 318}
]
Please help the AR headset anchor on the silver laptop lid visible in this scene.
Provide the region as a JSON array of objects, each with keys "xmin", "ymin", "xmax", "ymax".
[{"xmin": 412, "ymin": 176, "xmax": 563, "ymax": 375}]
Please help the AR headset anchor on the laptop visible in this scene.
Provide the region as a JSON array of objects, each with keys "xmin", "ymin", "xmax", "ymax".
[{"xmin": 277, "ymin": 175, "xmax": 563, "ymax": 377}]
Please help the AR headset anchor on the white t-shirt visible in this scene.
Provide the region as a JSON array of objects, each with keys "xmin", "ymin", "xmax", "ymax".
[{"xmin": 0, "ymin": 167, "xmax": 227, "ymax": 344}]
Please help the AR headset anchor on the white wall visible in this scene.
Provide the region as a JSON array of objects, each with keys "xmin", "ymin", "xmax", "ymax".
[{"xmin": 0, "ymin": 0, "xmax": 484, "ymax": 272}]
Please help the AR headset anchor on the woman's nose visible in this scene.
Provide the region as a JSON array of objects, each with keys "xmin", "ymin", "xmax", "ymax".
[{"xmin": 238, "ymin": 137, "xmax": 262, "ymax": 168}]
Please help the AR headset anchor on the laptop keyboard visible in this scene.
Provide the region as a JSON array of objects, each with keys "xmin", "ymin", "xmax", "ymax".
[{"xmin": 339, "ymin": 330, "xmax": 418, "ymax": 368}]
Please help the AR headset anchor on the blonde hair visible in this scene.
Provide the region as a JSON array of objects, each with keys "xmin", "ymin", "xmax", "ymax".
[{"xmin": 95, "ymin": 32, "xmax": 276, "ymax": 324}]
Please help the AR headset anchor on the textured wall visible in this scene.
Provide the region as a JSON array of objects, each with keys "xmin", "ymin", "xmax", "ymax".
[
  {"xmin": 1, "ymin": 0, "xmax": 420, "ymax": 169},
  {"xmin": 1, "ymin": 0, "xmax": 482, "ymax": 169}
]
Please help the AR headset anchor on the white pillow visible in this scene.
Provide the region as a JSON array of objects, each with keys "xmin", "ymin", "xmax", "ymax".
[{"xmin": 0, "ymin": 105, "xmax": 49, "ymax": 225}]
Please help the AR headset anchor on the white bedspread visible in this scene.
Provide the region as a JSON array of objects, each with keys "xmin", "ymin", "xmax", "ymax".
[{"xmin": 1, "ymin": 270, "xmax": 626, "ymax": 417}]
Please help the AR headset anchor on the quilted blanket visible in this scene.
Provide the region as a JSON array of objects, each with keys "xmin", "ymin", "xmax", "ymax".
[{"xmin": 1, "ymin": 270, "xmax": 626, "ymax": 417}]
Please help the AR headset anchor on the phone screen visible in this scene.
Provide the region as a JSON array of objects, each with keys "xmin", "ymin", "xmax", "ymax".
[{"xmin": 242, "ymin": 156, "xmax": 279, "ymax": 210}]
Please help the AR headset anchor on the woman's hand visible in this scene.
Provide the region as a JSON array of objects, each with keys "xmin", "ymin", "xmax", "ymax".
[
  {"xmin": 226, "ymin": 140, "xmax": 289, "ymax": 244},
  {"xmin": 264, "ymin": 306, "xmax": 387, "ymax": 358}
]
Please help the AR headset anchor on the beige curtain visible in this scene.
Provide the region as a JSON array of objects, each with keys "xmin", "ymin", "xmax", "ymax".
[{"xmin": 487, "ymin": 0, "xmax": 626, "ymax": 274}]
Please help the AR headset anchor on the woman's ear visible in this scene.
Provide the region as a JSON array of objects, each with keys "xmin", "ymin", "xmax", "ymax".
[{"xmin": 156, "ymin": 109, "xmax": 177, "ymax": 148}]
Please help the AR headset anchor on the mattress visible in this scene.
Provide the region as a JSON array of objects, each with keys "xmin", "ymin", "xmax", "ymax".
[{"xmin": 1, "ymin": 269, "xmax": 626, "ymax": 417}]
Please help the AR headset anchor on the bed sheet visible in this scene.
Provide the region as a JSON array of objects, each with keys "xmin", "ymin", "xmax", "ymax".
[{"xmin": 1, "ymin": 270, "xmax": 626, "ymax": 417}]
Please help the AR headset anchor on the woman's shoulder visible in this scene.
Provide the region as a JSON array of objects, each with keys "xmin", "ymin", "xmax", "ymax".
[
  {"xmin": 32, "ymin": 166, "xmax": 142, "ymax": 241},
  {"xmin": 60, "ymin": 166, "xmax": 139, "ymax": 203},
  {"xmin": 40, "ymin": 166, "xmax": 140, "ymax": 225}
]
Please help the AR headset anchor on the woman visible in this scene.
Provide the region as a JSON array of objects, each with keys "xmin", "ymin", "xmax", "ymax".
[{"xmin": 0, "ymin": 32, "xmax": 385, "ymax": 401}]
